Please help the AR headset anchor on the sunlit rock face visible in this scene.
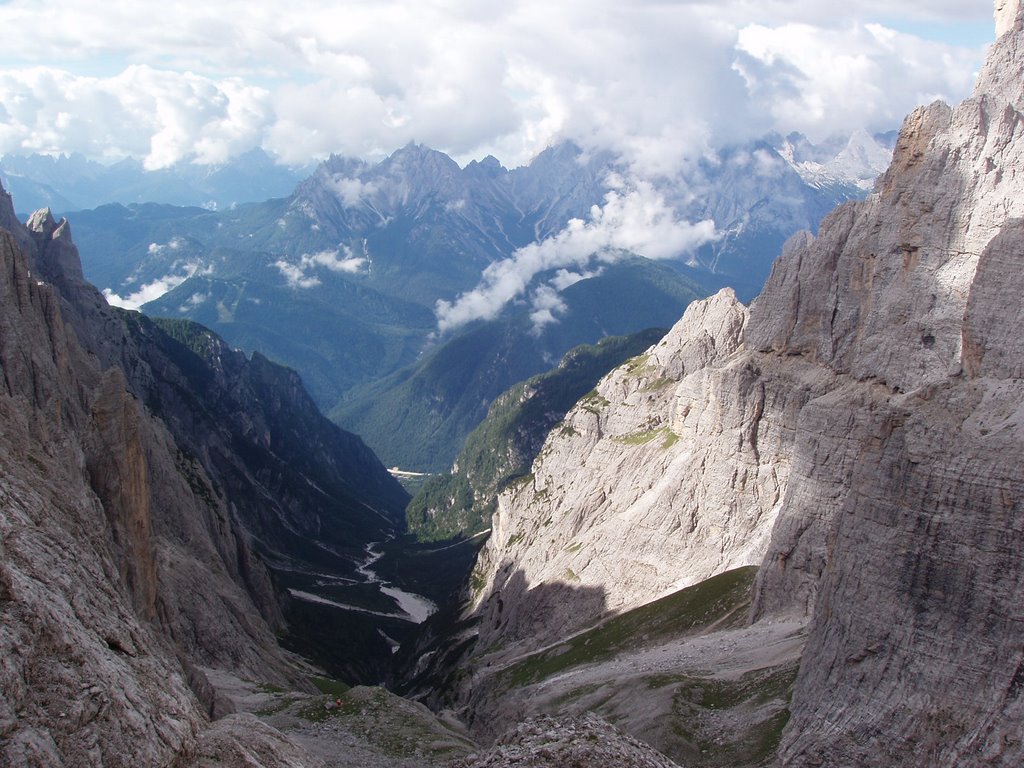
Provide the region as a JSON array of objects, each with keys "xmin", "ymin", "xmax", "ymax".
[{"xmin": 466, "ymin": 3, "xmax": 1024, "ymax": 764}]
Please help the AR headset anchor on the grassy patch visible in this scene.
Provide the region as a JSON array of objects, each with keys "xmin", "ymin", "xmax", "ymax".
[
  {"xmin": 624, "ymin": 354, "xmax": 653, "ymax": 374},
  {"xmin": 614, "ymin": 425, "xmax": 668, "ymax": 445},
  {"xmin": 642, "ymin": 377, "xmax": 675, "ymax": 392},
  {"xmin": 499, "ymin": 566, "xmax": 757, "ymax": 688},
  {"xmin": 661, "ymin": 662, "xmax": 800, "ymax": 767},
  {"xmin": 297, "ymin": 697, "xmax": 341, "ymax": 723},
  {"xmin": 299, "ymin": 687, "xmax": 473, "ymax": 760},
  {"xmin": 255, "ymin": 695, "xmax": 298, "ymax": 716},
  {"xmin": 310, "ymin": 675, "xmax": 351, "ymax": 697},
  {"xmin": 255, "ymin": 682, "xmax": 286, "ymax": 694},
  {"xmin": 612, "ymin": 425, "xmax": 680, "ymax": 449},
  {"xmin": 470, "ymin": 570, "xmax": 489, "ymax": 596},
  {"xmin": 581, "ymin": 389, "xmax": 610, "ymax": 414}
]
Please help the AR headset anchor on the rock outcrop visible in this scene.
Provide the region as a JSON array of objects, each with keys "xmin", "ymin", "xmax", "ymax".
[
  {"xmin": 452, "ymin": 714, "xmax": 683, "ymax": 768},
  {"xmin": 458, "ymin": 4, "xmax": 1024, "ymax": 765},
  {"xmin": 745, "ymin": 8, "xmax": 1024, "ymax": 764}
]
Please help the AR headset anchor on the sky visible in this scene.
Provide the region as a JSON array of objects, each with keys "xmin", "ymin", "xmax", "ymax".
[{"xmin": 0, "ymin": 0, "xmax": 996, "ymax": 173}]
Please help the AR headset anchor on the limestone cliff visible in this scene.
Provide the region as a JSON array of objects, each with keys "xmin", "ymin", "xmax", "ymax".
[
  {"xmin": 468, "ymin": 288, "xmax": 829, "ymax": 654},
  {"xmin": 746, "ymin": 7, "xmax": 1024, "ymax": 764},
  {"xmin": 461, "ymin": 4, "xmax": 1024, "ymax": 764}
]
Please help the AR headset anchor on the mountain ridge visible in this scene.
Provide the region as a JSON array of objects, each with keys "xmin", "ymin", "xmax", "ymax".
[{"xmin": 0, "ymin": 179, "xmax": 416, "ymax": 764}]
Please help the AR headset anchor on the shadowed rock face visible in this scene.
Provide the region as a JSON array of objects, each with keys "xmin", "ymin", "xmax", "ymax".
[
  {"xmin": 0, "ymin": 180, "xmax": 408, "ymax": 765},
  {"xmin": 460, "ymin": 4, "xmax": 1024, "ymax": 765},
  {"xmin": 0, "ymin": 225, "xmax": 210, "ymax": 765}
]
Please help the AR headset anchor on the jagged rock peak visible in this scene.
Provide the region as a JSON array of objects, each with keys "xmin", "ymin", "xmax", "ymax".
[
  {"xmin": 978, "ymin": 0, "xmax": 1024, "ymax": 107},
  {"xmin": 26, "ymin": 207, "xmax": 57, "ymax": 235},
  {"xmin": 749, "ymin": 10, "xmax": 1024, "ymax": 395},
  {"xmin": 996, "ymin": 0, "xmax": 1022, "ymax": 37},
  {"xmin": 24, "ymin": 206, "xmax": 86, "ymax": 284},
  {"xmin": 464, "ymin": 287, "xmax": 803, "ymax": 652}
]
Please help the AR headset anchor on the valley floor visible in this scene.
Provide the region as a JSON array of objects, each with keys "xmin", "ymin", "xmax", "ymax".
[{"xmin": 203, "ymin": 577, "xmax": 806, "ymax": 767}]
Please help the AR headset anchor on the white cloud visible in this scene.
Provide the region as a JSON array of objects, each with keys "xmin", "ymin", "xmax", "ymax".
[
  {"xmin": 178, "ymin": 292, "xmax": 210, "ymax": 313},
  {"xmin": 435, "ymin": 180, "xmax": 717, "ymax": 334},
  {"xmin": 733, "ymin": 22, "xmax": 982, "ymax": 141},
  {"xmin": 0, "ymin": 65, "xmax": 270, "ymax": 168},
  {"xmin": 0, "ymin": 1, "xmax": 990, "ymax": 171},
  {"xmin": 104, "ymin": 261, "xmax": 202, "ymax": 309},
  {"xmin": 306, "ymin": 248, "xmax": 367, "ymax": 273},
  {"xmin": 274, "ymin": 246, "xmax": 367, "ymax": 288},
  {"xmin": 274, "ymin": 259, "xmax": 321, "ymax": 289},
  {"xmin": 550, "ymin": 267, "xmax": 604, "ymax": 292},
  {"xmin": 148, "ymin": 237, "xmax": 186, "ymax": 255},
  {"xmin": 330, "ymin": 177, "xmax": 380, "ymax": 207},
  {"xmin": 529, "ymin": 284, "xmax": 568, "ymax": 335}
]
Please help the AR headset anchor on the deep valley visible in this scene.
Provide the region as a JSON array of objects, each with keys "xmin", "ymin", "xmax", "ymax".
[{"xmin": 1, "ymin": 4, "xmax": 1023, "ymax": 767}]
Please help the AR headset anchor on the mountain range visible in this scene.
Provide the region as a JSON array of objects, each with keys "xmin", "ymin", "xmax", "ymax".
[
  {"xmin": 60, "ymin": 131, "xmax": 891, "ymax": 469},
  {"xmin": 0, "ymin": 148, "xmax": 313, "ymax": 214}
]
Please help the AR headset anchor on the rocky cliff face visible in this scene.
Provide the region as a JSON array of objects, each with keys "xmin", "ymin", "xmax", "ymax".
[
  {"xmin": 461, "ymin": 5, "xmax": 1024, "ymax": 765},
  {"xmin": 745, "ymin": 9, "xmax": 1024, "ymax": 764},
  {"xmin": 467, "ymin": 288, "xmax": 828, "ymax": 654},
  {"xmin": 0, "ymin": 181, "xmax": 408, "ymax": 764},
  {"xmin": 0, "ymin": 223, "xmax": 211, "ymax": 765}
]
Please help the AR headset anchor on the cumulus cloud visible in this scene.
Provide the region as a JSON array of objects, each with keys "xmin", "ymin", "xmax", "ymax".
[
  {"xmin": 550, "ymin": 267, "xmax": 604, "ymax": 292},
  {"xmin": 435, "ymin": 180, "xmax": 717, "ymax": 334},
  {"xmin": 0, "ymin": 65, "xmax": 270, "ymax": 168},
  {"xmin": 0, "ymin": 1, "xmax": 990, "ymax": 171},
  {"xmin": 274, "ymin": 260, "xmax": 321, "ymax": 289},
  {"xmin": 529, "ymin": 284, "xmax": 570, "ymax": 335},
  {"xmin": 274, "ymin": 246, "xmax": 367, "ymax": 288},
  {"xmin": 733, "ymin": 22, "xmax": 982, "ymax": 141},
  {"xmin": 178, "ymin": 292, "xmax": 210, "ymax": 313}
]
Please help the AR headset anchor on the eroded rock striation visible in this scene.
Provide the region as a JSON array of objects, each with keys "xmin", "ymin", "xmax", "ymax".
[{"xmin": 461, "ymin": 5, "xmax": 1024, "ymax": 765}]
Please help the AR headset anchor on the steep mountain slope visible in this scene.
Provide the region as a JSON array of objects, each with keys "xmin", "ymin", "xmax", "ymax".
[
  {"xmin": 0, "ymin": 181, "xmax": 412, "ymax": 764},
  {"xmin": 333, "ymin": 259, "xmax": 701, "ymax": 471},
  {"xmin": 444, "ymin": 5, "xmax": 1024, "ymax": 765},
  {"xmin": 0, "ymin": 192, "xmax": 290, "ymax": 765},
  {"xmin": 406, "ymin": 327, "xmax": 668, "ymax": 541},
  {"xmin": 465, "ymin": 288, "xmax": 820, "ymax": 653}
]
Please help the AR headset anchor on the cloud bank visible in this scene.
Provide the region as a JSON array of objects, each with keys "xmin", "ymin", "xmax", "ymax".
[
  {"xmin": 0, "ymin": 1, "xmax": 990, "ymax": 172},
  {"xmin": 435, "ymin": 181, "xmax": 716, "ymax": 334}
]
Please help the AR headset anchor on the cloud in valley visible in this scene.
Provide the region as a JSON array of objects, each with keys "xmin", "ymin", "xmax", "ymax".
[
  {"xmin": 274, "ymin": 247, "xmax": 368, "ymax": 288},
  {"xmin": 435, "ymin": 181, "xmax": 717, "ymax": 334},
  {"xmin": 103, "ymin": 260, "xmax": 204, "ymax": 310}
]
